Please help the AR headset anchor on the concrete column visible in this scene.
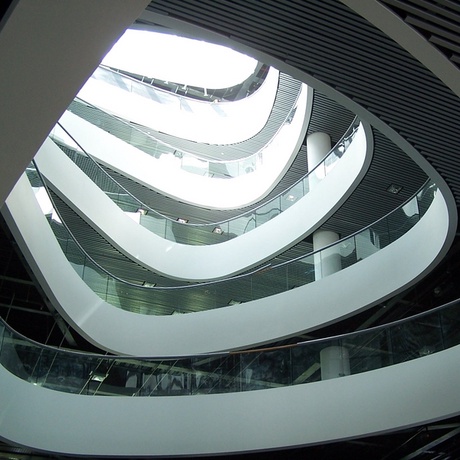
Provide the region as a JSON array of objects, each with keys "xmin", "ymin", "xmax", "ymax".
[
  {"xmin": 320, "ymin": 346, "xmax": 350, "ymax": 380},
  {"xmin": 313, "ymin": 229, "xmax": 341, "ymax": 280},
  {"xmin": 307, "ymin": 132, "xmax": 331, "ymax": 189}
]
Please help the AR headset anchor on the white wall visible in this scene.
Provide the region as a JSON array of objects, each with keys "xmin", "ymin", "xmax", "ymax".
[
  {"xmin": 34, "ymin": 121, "xmax": 369, "ymax": 281},
  {"xmin": 77, "ymin": 66, "xmax": 280, "ymax": 145},
  {"xmin": 3, "ymin": 175, "xmax": 452, "ymax": 356},
  {"xmin": 1, "ymin": 345, "xmax": 460, "ymax": 456},
  {"xmin": 58, "ymin": 82, "xmax": 311, "ymax": 209},
  {"xmin": 0, "ymin": 0, "xmax": 150, "ymax": 205}
]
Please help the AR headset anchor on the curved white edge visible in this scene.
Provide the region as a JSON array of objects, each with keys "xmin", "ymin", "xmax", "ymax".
[
  {"xmin": 2, "ymin": 172, "xmax": 453, "ymax": 356},
  {"xmin": 340, "ymin": 0, "xmax": 460, "ymax": 99},
  {"xmin": 34, "ymin": 120, "xmax": 368, "ymax": 281},
  {"xmin": 59, "ymin": 83, "xmax": 311, "ymax": 210},
  {"xmin": 0, "ymin": 0, "xmax": 151, "ymax": 205},
  {"xmin": 138, "ymin": 11, "xmax": 458, "ymax": 250},
  {"xmin": 1, "ymin": 345, "xmax": 460, "ymax": 456},
  {"xmin": 78, "ymin": 65, "xmax": 280, "ymax": 145},
  {"xmin": 103, "ymin": 29, "xmax": 258, "ymax": 90}
]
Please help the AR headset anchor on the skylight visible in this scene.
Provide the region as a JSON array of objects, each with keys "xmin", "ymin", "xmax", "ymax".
[{"xmin": 102, "ymin": 29, "xmax": 258, "ymax": 89}]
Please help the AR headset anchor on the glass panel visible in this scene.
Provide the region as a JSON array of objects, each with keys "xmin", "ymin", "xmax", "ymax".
[
  {"xmin": 55, "ymin": 102, "xmax": 360, "ymax": 245},
  {"xmin": 2, "ymin": 299, "xmax": 460, "ymax": 397},
  {"xmin": 344, "ymin": 329, "xmax": 391, "ymax": 374},
  {"xmin": 291, "ymin": 342, "xmax": 323, "ymax": 385},
  {"xmin": 27, "ymin": 164, "xmax": 436, "ymax": 316},
  {"xmin": 388, "ymin": 314, "xmax": 443, "ymax": 364}
]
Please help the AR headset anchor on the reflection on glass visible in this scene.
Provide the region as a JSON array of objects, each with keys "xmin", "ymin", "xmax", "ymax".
[
  {"xmin": 48, "ymin": 110, "xmax": 359, "ymax": 245},
  {"xmin": 27, "ymin": 165, "xmax": 434, "ymax": 316},
  {"xmin": 1, "ymin": 298, "xmax": 458, "ymax": 397}
]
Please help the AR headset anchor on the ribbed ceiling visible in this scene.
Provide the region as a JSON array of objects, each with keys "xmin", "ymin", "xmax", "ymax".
[
  {"xmin": 144, "ymin": 0, "xmax": 460, "ymax": 206},
  {"xmin": 32, "ymin": 0, "xmax": 446, "ymax": 315},
  {"xmin": 136, "ymin": 72, "xmax": 302, "ymax": 161},
  {"xmin": 380, "ymin": 0, "xmax": 460, "ymax": 67},
  {"xmin": 102, "ymin": 89, "xmax": 356, "ymax": 225}
]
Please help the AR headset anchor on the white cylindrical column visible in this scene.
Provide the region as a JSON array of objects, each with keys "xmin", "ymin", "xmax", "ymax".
[
  {"xmin": 307, "ymin": 132, "xmax": 331, "ymax": 188},
  {"xmin": 320, "ymin": 346, "xmax": 350, "ymax": 380},
  {"xmin": 313, "ymin": 229, "xmax": 341, "ymax": 280}
]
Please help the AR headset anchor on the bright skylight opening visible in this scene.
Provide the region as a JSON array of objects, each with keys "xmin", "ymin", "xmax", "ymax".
[{"xmin": 102, "ymin": 29, "xmax": 258, "ymax": 89}]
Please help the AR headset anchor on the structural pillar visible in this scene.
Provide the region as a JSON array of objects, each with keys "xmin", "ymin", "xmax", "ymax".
[
  {"xmin": 313, "ymin": 229, "xmax": 341, "ymax": 280},
  {"xmin": 320, "ymin": 346, "xmax": 350, "ymax": 380},
  {"xmin": 307, "ymin": 132, "xmax": 331, "ymax": 189}
]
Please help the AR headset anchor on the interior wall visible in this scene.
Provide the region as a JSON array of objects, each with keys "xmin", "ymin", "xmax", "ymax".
[
  {"xmin": 2, "ymin": 174, "xmax": 452, "ymax": 356},
  {"xmin": 1, "ymin": 345, "xmax": 460, "ymax": 456}
]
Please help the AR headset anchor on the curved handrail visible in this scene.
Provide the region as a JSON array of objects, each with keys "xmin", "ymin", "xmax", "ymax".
[
  {"xmin": 1, "ymin": 295, "xmax": 458, "ymax": 395},
  {"xmin": 103, "ymin": 62, "xmax": 270, "ymax": 103},
  {"xmin": 28, "ymin": 163, "xmax": 435, "ymax": 316},
  {"xmin": 49, "ymin": 115, "xmax": 359, "ymax": 245},
  {"xmin": 72, "ymin": 66, "xmax": 296, "ymax": 178}
]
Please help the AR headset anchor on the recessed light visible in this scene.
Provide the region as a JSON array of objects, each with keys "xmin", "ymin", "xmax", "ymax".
[
  {"xmin": 90, "ymin": 371, "xmax": 107, "ymax": 382},
  {"xmin": 387, "ymin": 184, "xmax": 403, "ymax": 194},
  {"xmin": 228, "ymin": 299, "xmax": 242, "ymax": 305},
  {"xmin": 286, "ymin": 194, "xmax": 297, "ymax": 202},
  {"xmin": 142, "ymin": 281, "xmax": 156, "ymax": 288}
]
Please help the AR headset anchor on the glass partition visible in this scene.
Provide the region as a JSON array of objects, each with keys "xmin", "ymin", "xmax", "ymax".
[
  {"xmin": 1, "ymin": 297, "xmax": 459, "ymax": 396},
  {"xmin": 27, "ymin": 163, "xmax": 435, "ymax": 316},
  {"xmin": 68, "ymin": 72, "xmax": 295, "ymax": 180},
  {"xmin": 101, "ymin": 62, "xmax": 270, "ymax": 103},
  {"xmin": 48, "ymin": 115, "xmax": 360, "ymax": 246}
]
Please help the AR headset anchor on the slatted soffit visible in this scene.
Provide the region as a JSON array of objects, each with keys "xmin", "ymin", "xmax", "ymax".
[
  {"xmin": 142, "ymin": 0, "xmax": 460, "ymax": 206},
  {"xmin": 134, "ymin": 73, "xmax": 302, "ymax": 162},
  {"xmin": 100, "ymin": 91, "xmax": 357, "ymax": 225},
  {"xmin": 380, "ymin": 0, "xmax": 460, "ymax": 67}
]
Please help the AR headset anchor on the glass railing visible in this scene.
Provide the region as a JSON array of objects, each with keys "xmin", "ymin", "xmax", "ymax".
[
  {"xmin": 70, "ymin": 70, "xmax": 300, "ymax": 180},
  {"xmin": 104, "ymin": 62, "xmax": 270, "ymax": 103},
  {"xmin": 48, "ymin": 116, "xmax": 360, "ymax": 246},
  {"xmin": 67, "ymin": 98, "xmax": 265, "ymax": 179},
  {"xmin": 27, "ymin": 162, "xmax": 435, "ymax": 316},
  {"xmin": 1, "ymin": 295, "xmax": 458, "ymax": 396}
]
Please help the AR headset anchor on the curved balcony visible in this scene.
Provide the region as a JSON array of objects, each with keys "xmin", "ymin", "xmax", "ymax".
[
  {"xmin": 1, "ymin": 298, "xmax": 460, "ymax": 456},
  {"xmin": 33, "ymin": 118, "xmax": 369, "ymax": 281},
  {"xmin": 49, "ymin": 117, "xmax": 360, "ymax": 246},
  {"xmin": 59, "ymin": 76, "xmax": 310, "ymax": 202},
  {"xmin": 62, "ymin": 81, "xmax": 309, "ymax": 208},
  {"xmin": 3, "ymin": 173, "xmax": 452, "ymax": 355},
  {"xmin": 105, "ymin": 62, "xmax": 270, "ymax": 103},
  {"xmin": 78, "ymin": 64, "xmax": 282, "ymax": 146}
]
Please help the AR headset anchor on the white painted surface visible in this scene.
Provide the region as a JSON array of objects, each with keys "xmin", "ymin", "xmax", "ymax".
[
  {"xmin": 1, "ymin": 345, "xmax": 460, "ymax": 456},
  {"xmin": 320, "ymin": 346, "xmax": 351, "ymax": 380},
  {"xmin": 34, "ymin": 120, "xmax": 368, "ymax": 281},
  {"xmin": 78, "ymin": 65, "xmax": 280, "ymax": 145},
  {"xmin": 0, "ymin": 0, "xmax": 150, "ymax": 205},
  {"xmin": 313, "ymin": 229, "xmax": 341, "ymax": 279},
  {"xmin": 307, "ymin": 131, "xmax": 332, "ymax": 169},
  {"xmin": 341, "ymin": 0, "xmax": 460, "ymax": 98},
  {"xmin": 3, "ymin": 176, "xmax": 451, "ymax": 356},
  {"xmin": 103, "ymin": 29, "xmax": 258, "ymax": 89},
  {"xmin": 61, "ymin": 82, "xmax": 311, "ymax": 209}
]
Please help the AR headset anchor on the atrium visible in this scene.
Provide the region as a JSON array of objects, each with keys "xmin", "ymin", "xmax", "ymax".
[{"xmin": 1, "ymin": 1, "xmax": 460, "ymax": 459}]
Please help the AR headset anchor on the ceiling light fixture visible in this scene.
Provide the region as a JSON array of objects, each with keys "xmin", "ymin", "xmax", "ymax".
[
  {"xmin": 142, "ymin": 281, "xmax": 156, "ymax": 288},
  {"xmin": 228, "ymin": 299, "xmax": 242, "ymax": 305},
  {"xmin": 89, "ymin": 371, "xmax": 108, "ymax": 382},
  {"xmin": 386, "ymin": 184, "xmax": 403, "ymax": 194},
  {"xmin": 212, "ymin": 227, "xmax": 223, "ymax": 234},
  {"xmin": 177, "ymin": 217, "xmax": 189, "ymax": 223}
]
